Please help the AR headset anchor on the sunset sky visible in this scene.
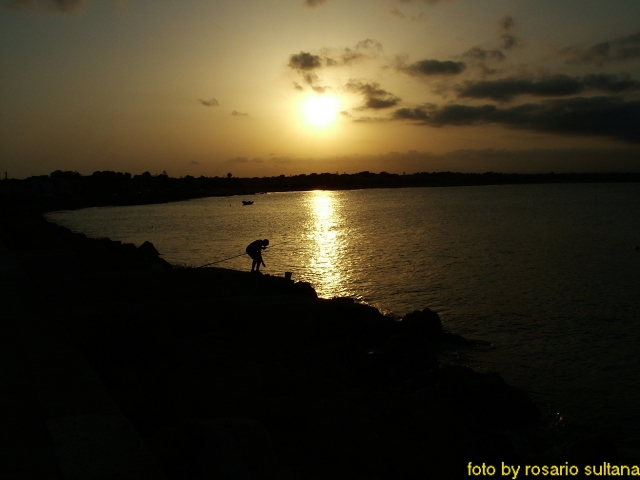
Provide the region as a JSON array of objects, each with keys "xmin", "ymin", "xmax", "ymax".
[{"xmin": 2, "ymin": 0, "xmax": 640, "ymax": 178}]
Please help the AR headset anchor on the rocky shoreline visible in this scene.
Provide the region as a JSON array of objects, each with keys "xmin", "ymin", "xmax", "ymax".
[{"xmin": 0, "ymin": 204, "xmax": 624, "ymax": 479}]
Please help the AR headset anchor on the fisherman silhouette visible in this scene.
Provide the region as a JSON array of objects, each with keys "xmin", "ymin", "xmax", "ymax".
[{"xmin": 246, "ymin": 239, "xmax": 269, "ymax": 273}]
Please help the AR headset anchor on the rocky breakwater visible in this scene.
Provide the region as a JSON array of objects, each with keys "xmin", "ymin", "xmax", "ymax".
[
  {"xmin": 56, "ymin": 294, "xmax": 548, "ymax": 479},
  {"xmin": 55, "ymin": 275, "xmax": 547, "ymax": 479},
  {"xmin": 2, "ymin": 208, "xmax": 620, "ymax": 479}
]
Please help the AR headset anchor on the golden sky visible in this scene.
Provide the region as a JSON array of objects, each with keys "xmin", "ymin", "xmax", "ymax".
[{"xmin": 1, "ymin": 0, "xmax": 640, "ymax": 178}]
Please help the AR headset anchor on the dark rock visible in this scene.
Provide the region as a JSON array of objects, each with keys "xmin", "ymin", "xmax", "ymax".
[
  {"xmin": 313, "ymin": 393, "xmax": 394, "ymax": 477},
  {"xmin": 437, "ymin": 365, "xmax": 540, "ymax": 428},
  {"xmin": 358, "ymin": 345, "xmax": 438, "ymax": 385},
  {"xmin": 563, "ymin": 433, "xmax": 619, "ymax": 465},
  {"xmin": 150, "ymin": 418, "xmax": 276, "ymax": 480},
  {"xmin": 149, "ymin": 257, "xmax": 172, "ymax": 271},
  {"xmin": 291, "ymin": 281, "xmax": 317, "ymax": 298},
  {"xmin": 192, "ymin": 418, "xmax": 275, "ymax": 480},
  {"xmin": 401, "ymin": 307, "xmax": 443, "ymax": 342},
  {"xmin": 121, "ymin": 242, "xmax": 138, "ymax": 255},
  {"xmin": 330, "ymin": 296, "xmax": 354, "ymax": 303},
  {"xmin": 138, "ymin": 240, "xmax": 160, "ymax": 260},
  {"xmin": 257, "ymin": 394, "xmax": 316, "ymax": 435}
]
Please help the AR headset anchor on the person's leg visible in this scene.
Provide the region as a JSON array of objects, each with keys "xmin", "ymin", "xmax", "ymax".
[{"xmin": 255, "ymin": 255, "xmax": 261, "ymax": 272}]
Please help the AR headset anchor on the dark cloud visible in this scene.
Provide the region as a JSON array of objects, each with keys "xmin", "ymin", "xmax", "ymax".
[
  {"xmin": 498, "ymin": 14, "xmax": 519, "ymax": 50},
  {"xmin": 498, "ymin": 14, "xmax": 514, "ymax": 31},
  {"xmin": 304, "ymin": 0, "xmax": 326, "ymax": 8},
  {"xmin": 5, "ymin": 0, "xmax": 85, "ymax": 13},
  {"xmin": 459, "ymin": 76, "xmax": 580, "ymax": 101},
  {"xmin": 393, "ymin": 107, "xmax": 430, "ymax": 121},
  {"xmin": 583, "ymin": 74, "xmax": 640, "ymax": 92},
  {"xmin": 198, "ymin": 97, "xmax": 219, "ymax": 107},
  {"xmin": 457, "ymin": 74, "xmax": 640, "ymax": 102},
  {"xmin": 392, "ymin": 96, "xmax": 640, "ymax": 143},
  {"xmin": 324, "ymin": 39, "xmax": 383, "ymax": 66},
  {"xmin": 400, "ymin": 104, "xmax": 497, "ymax": 125},
  {"xmin": 288, "ymin": 40, "xmax": 382, "ymax": 75},
  {"xmin": 352, "ymin": 116, "xmax": 391, "ymax": 123},
  {"xmin": 563, "ymin": 31, "xmax": 640, "ymax": 66},
  {"xmin": 302, "ymin": 72, "xmax": 318, "ymax": 84},
  {"xmin": 476, "ymin": 64, "xmax": 499, "ymax": 76},
  {"xmin": 300, "ymin": 72, "xmax": 329, "ymax": 93},
  {"xmin": 231, "ymin": 111, "xmax": 248, "ymax": 116},
  {"xmin": 400, "ymin": 59, "xmax": 466, "ymax": 77},
  {"xmin": 357, "ymin": 39, "xmax": 383, "ymax": 50},
  {"xmin": 288, "ymin": 52, "xmax": 322, "ymax": 71},
  {"xmin": 461, "ymin": 47, "xmax": 505, "ymax": 62},
  {"xmin": 388, "ymin": 7, "xmax": 426, "ymax": 21},
  {"xmin": 287, "ymin": 67, "xmax": 329, "ymax": 93},
  {"xmin": 288, "ymin": 40, "xmax": 381, "ymax": 93},
  {"xmin": 500, "ymin": 34, "xmax": 517, "ymax": 50},
  {"xmin": 346, "ymin": 81, "xmax": 402, "ymax": 110}
]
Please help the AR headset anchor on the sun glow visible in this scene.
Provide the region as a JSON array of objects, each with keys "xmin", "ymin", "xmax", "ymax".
[{"xmin": 302, "ymin": 95, "xmax": 340, "ymax": 128}]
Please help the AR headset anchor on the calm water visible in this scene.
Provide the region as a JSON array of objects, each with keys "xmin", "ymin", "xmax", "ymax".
[{"xmin": 48, "ymin": 184, "xmax": 640, "ymax": 452}]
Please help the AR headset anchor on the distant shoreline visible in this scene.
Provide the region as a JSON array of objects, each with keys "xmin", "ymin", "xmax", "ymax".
[{"xmin": 3, "ymin": 170, "xmax": 640, "ymax": 214}]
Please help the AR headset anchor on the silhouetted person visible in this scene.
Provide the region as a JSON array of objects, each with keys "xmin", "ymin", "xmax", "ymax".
[{"xmin": 246, "ymin": 239, "xmax": 269, "ymax": 273}]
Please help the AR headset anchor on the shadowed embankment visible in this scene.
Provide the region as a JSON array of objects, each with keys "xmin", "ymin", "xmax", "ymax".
[{"xmin": 0, "ymin": 206, "xmax": 621, "ymax": 479}]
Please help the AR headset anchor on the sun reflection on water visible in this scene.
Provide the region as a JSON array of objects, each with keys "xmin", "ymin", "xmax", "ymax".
[{"xmin": 306, "ymin": 190, "xmax": 347, "ymax": 298}]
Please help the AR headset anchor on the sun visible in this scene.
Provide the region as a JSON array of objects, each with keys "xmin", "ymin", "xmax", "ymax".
[{"xmin": 302, "ymin": 95, "xmax": 340, "ymax": 127}]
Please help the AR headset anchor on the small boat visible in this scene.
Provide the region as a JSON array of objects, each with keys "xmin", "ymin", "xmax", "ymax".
[{"xmin": 242, "ymin": 200, "xmax": 254, "ymax": 205}]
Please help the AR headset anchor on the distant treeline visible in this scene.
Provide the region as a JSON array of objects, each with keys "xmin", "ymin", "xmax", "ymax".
[{"xmin": 2, "ymin": 169, "xmax": 639, "ymax": 211}]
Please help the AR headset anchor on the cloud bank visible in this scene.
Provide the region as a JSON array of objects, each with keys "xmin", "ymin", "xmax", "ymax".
[
  {"xmin": 400, "ymin": 58, "xmax": 466, "ymax": 77},
  {"xmin": 393, "ymin": 96, "xmax": 640, "ymax": 143},
  {"xmin": 457, "ymin": 74, "xmax": 640, "ymax": 102},
  {"xmin": 562, "ymin": 31, "xmax": 640, "ymax": 66}
]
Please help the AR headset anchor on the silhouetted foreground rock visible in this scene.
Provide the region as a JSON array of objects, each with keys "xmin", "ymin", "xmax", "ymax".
[
  {"xmin": 148, "ymin": 418, "xmax": 276, "ymax": 480},
  {"xmin": 401, "ymin": 307, "xmax": 443, "ymax": 340},
  {"xmin": 0, "ymin": 206, "xmax": 622, "ymax": 479}
]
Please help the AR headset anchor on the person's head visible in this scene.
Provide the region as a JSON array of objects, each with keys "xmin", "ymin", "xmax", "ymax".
[{"xmin": 263, "ymin": 239, "xmax": 269, "ymax": 246}]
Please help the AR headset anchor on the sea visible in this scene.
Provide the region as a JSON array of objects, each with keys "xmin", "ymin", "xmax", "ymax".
[{"xmin": 47, "ymin": 183, "xmax": 640, "ymax": 454}]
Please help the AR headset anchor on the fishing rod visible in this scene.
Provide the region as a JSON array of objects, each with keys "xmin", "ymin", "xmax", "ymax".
[{"xmin": 196, "ymin": 240, "xmax": 291, "ymax": 268}]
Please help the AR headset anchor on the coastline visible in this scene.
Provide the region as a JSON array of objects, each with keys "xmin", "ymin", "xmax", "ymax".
[
  {"xmin": 3, "ymin": 170, "xmax": 640, "ymax": 215},
  {"xmin": 0, "ymin": 203, "xmax": 627, "ymax": 478}
]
